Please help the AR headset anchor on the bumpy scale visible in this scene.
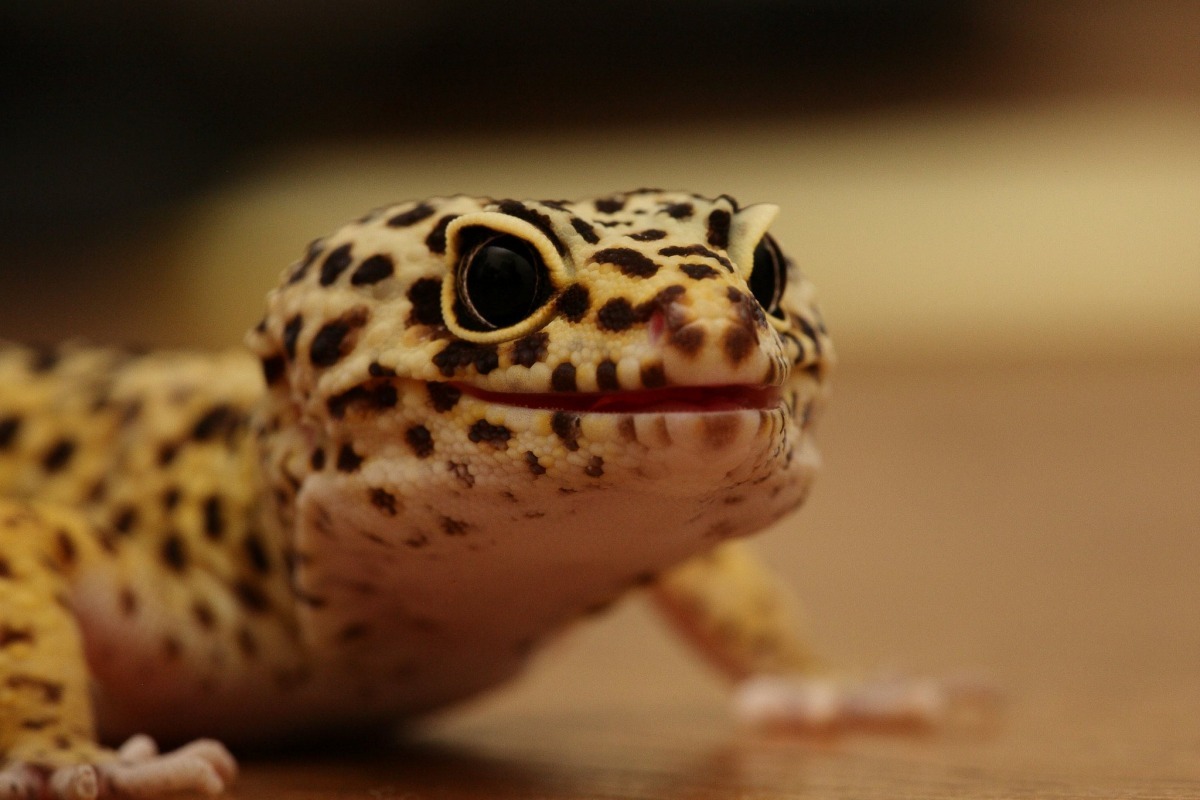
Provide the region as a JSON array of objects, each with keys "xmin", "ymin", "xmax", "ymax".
[{"xmin": 0, "ymin": 192, "xmax": 943, "ymax": 799}]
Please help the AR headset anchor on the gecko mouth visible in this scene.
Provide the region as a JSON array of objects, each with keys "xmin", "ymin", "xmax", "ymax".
[{"xmin": 454, "ymin": 383, "xmax": 782, "ymax": 414}]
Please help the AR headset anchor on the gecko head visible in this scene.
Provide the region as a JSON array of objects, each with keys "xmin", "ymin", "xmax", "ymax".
[{"xmin": 247, "ymin": 192, "xmax": 833, "ymax": 535}]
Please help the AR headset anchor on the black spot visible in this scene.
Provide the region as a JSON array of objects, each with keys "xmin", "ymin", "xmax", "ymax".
[
  {"xmin": 441, "ymin": 516, "xmax": 469, "ymax": 536},
  {"xmin": 591, "ymin": 247, "xmax": 658, "ymax": 278},
  {"xmin": 5, "ymin": 676, "xmax": 64, "ymax": 704},
  {"xmin": 425, "ymin": 214, "xmax": 458, "ymax": 254},
  {"xmin": 524, "ymin": 450, "xmax": 546, "ymax": 476},
  {"xmin": 795, "ymin": 315, "xmax": 824, "ymax": 357},
  {"xmin": 497, "ymin": 199, "xmax": 566, "ymax": 255},
  {"xmin": 432, "ymin": 341, "xmax": 499, "ymax": 377},
  {"xmin": 157, "ymin": 443, "xmax": 178, "ymax": 466},
  {"xmin": 570, "ymin": 217, "xmax": 599, "ymax": 244},
  {"xmin": 42, "ymin": 439, "xmax": 76, "ymax": 473},
  {"xmin": 161, "ymin": 535, "xmax": 187, "ymax": 572},
  {"xmin": 112, "ymin": 506, "xmax": 138, "ymax": 534},
  {"xmin": 283, "ymin": 315, "xmax": 303, "ymax": 360},
  {"xmin": 659, "ymin": 244, "xmax": 734, "ymax": 271},
  {"xmin": 162, "ymin": 636, "xmax": 183, "ymax": 661},
  {"xmin": 370, "ymin": 488, "xmax": 398, "ymax": 515},
  {"xmin": 234, "ymin": 581, "xmax": 270, "ymax": 614},
  {"xmin": 325, "ymin": 387, "xmax": 365, "ymax": 419},
  {"xmin": 0, "ymin": 625, "xmax": 34, "ymax": 648},
  {"xmin": 20, "ymin": 718, "xmax": 56, "ymax": 731},
  {"xmin": 641, "ymin": 363, "xmax": 667, "ymax": 389},
  {"xmin": 28, "ymin": 346, "xmax": 59, "ymax": 373},
  {"xmin": 585, "ymin": 456, "xmax": 604, "ymax": 478},
  {"xmin": 723, "ymin": 325, "xmax": 757, "ymax": 365},
  {"xmin": 337, "ymin": 444, "xmax": 364, "ymax": 472},
  {"xmin": 327, "ymin": 382, "xmax": 399, "ymax": 419},
  {"xmin": 319, "ymin": 244, "xmax": 354, "ymax": 286},
  {"xmin": 406, "ymin": 277, "xmax": 444, "ymax": 327},
  {"xmin": 597, "ymin": 298, "xmax": 643, "ymax": 332},
  {"xmin": 192, "ymin": 601, "xmax": 216, "ymax": 630},
  {"xmin": 387, "ymin": 202, "xmax": 436, "ymax": 228},
  {"xmin": 405, "ymin": 425, "xmax": 434, "ymax": 458},
  {"xmin": 368, "ymin": 362, "xmax": 396, "ymax": 377},
  {"xmin": 727, "ymin": 286, "xmax": 768, "ymax": 329},
  {"xmin": 0, "ymin": 557, "xmax": 12, "ymax": 579},
  {"xmin": 310, "ymin": 321, "xmax": 354, "ymax": 367},
  {"xmin": 551, "ymin": 411, "xmax": 581, "ymax": 451},
  {"xmin": 594, "ymin": 197, "xmax": 626, "ymax": 213},
  {"xmin": 244, "ymin": 535, "xmax": 272, "ymax": 574},
  {"xmin": 192, "ymin": 405, "xmax": 238, "ymax": 442},
  {"xmin": 162, "ymin": 488, "xmax": 181, "ymax": 510},
  {"xmin": 648, "ymin": 284, "xmax": 687, "ymax": 308},
  {"xmin": 680, "ymin": 263, "xmax": 719, "ymax": 280},
  {"xmin": 555, "ymin": 284, "xmax": 591, "ymax": 322},
  {"xmin": 288, "ymin": 239, "xmax": 324, "ymax": 284},
  {"xmin": 596, "ymin": 359, "xmax": 620, "ymax": 391},
  {"xmin": 703, "ymin": 415, "xmax": 742, "ymax": 449},
  {"xmin": 448, "ymin": 460, "xmax": 475, "ymax": 488},
  {"xmin": 0, "ymin": 416, "xmax": 20, "ymax": 450},
  {"xmin": 551, "ymin": 362, "xmax": 577, "ymax": 392},
  {"xmin": 706, "ymin": 209, "xmax": 731, "ymax": 249},
  {"xmin": 663, "ymin": 202, "xmax": 694, "ymax": 219},
  {"xmin": 261, "ymin": 355, "xmax": 285, "ymax": 385},
  {"xmin": 201, "ymin": 496, "xmax": 224, "ymax": 540},
  {"xmin": 85, "ymin": 479, "xmax": 108, "ymax": 504},
  {"xmin": 630, "ymin": 229, "xmax": 667, "ymax": 241},
  {"xmin": 511, "ymin": 331, "xmax": 549, "ymax": 367},
  {"xmin": 351, "ymin": 254, "xmax": 395, "ymax": 285},
  {"xmin": 237, "ymin": 627, "xmax": 259, "ymax": 657},
  {"xmin": 427, "ymin": 382, "xmax": 462, "ymax": 412},
  {"xmin": 310, "ymin": 448, "xmax": 326, "ymax": 470},
  {"xmin": 338, "ymin": 623, "xmax": 370, "ymax": 642},
  {"xmin": 468, "ymin": 419, "xmax": 512, "ymax": 445},
  {"xmin": 670, "ymin": 325, "xmax": 706, "ymax": 355}
]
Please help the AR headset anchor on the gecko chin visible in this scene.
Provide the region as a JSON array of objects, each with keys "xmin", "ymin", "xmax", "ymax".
[{"xmin": 453, "ymin": 383, "xmax": 783, "ymax": 415}]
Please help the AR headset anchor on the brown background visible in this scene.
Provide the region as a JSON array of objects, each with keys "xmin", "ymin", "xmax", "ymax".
[{"xmin": 2, "ymin": 3, "xmax": 1198, "ymax": 797}]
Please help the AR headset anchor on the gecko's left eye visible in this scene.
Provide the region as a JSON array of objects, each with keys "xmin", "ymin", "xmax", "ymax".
[
  {"xmin": 455, "ymin": 232, "xmax": 551, "ymax": 331},
  {"xmin": 748, "ymin": 234, "xmax": 787, "ymax": 319}
]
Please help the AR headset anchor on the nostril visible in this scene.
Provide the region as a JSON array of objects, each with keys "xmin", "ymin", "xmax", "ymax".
[{"xmin": 647, "ymin": 310, "xmax": 665, "ymax": 343}]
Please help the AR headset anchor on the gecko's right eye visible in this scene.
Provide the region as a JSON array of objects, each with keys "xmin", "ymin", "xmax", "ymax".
[
  {"xmin": 748, "ymin": 234, "xmax": 787, "ymax": 319},
  {"xmin": 455, "ymin": 232, "xmax": 551, "ymax": 331}
]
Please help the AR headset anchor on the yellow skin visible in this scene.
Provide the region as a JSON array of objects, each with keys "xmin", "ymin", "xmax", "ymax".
[{"xmin": 0, "ymin": 192, "xmax": 943, "ymax": 799}]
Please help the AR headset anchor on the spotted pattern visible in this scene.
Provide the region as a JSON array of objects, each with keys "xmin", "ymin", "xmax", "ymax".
[{"xmin": 0, "ymin": 191, "xmax": 834, "ymax": 778}]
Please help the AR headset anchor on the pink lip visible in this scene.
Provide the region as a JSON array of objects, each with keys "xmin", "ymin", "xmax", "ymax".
[{"xmin": 454, "ymin": 383, "xmax": 782, "ymax": 414}]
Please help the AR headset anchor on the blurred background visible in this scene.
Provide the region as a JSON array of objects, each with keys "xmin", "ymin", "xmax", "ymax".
[
  {"xmin": 1, "ymin": 4, "xmax": 1198, "ymax": 783},
  {"xmin": 2, "ymin": 1, "xmax": 1197, "ymax": 363}
]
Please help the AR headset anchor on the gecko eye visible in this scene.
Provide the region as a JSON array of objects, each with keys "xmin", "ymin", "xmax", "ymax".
[
  {"xmin": 455, "ymin": 232, "xmax": 550, "ymax": 331},
  {"xmin": 748, "ymin": 234, "xmax": 787, "ymax": 319}
]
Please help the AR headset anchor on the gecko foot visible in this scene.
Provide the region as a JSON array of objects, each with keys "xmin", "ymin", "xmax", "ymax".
[
  {"xmin": 0, "ymin": 736, "xmax": 237, "ymax": 799},
  {"xmin": 733, "ymin": 672, "xmax": 999, "ymax": 732}
]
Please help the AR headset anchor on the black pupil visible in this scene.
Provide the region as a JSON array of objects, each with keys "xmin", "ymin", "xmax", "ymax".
[
  {"xmin": 749, "ymin": 236, "xmax": 785, "ymax": 317},
  {"xmin": 463, "ymin": 236, "xmax": 542, "ymax": 329}
]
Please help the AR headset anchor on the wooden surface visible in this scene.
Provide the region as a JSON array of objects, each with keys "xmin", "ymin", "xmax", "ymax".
[{"xmin": 224, "ymin": 357, "xmax": 1199, "ymax": 799}]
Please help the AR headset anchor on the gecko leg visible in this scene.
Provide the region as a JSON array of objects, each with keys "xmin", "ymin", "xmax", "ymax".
[
  {"xmin": 0, "ymin": 501, "xmax": 237, "ymax": 798},
  {"xmin": 650, "ymin": 541, "xmax": 993, "ymax": 730}
]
